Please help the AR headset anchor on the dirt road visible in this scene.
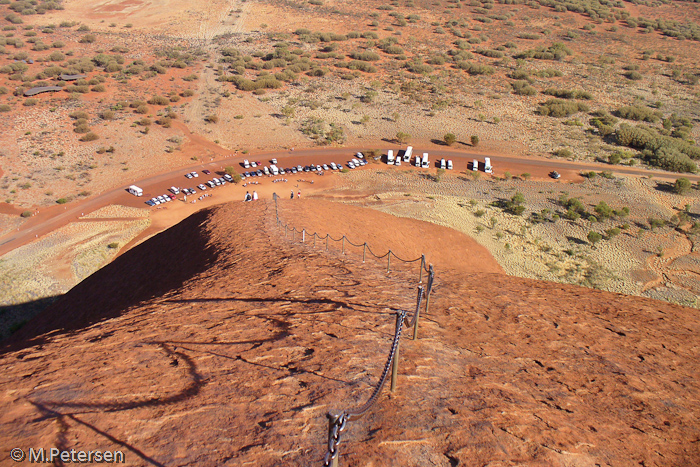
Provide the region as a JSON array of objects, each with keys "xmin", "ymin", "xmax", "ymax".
[{"xmin": 1, "ymin": 146, "xmax": 697, "ymax": 257}]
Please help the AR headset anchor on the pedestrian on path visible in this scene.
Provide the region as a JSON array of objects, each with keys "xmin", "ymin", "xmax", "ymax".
[
  {"xmin": 253, "ymin": 191, "xmax": 258, "ymax": 201},
  {"xmin": 290, "ymin": 190, "xmax": 294, "ymax": 200},
  {"xmin": 244, "ymin": 191, "xmax": 251, "ymax": 202},
  {"xmin": 297, "ymin": 190, "xmax": 301, "ymax": 199}
]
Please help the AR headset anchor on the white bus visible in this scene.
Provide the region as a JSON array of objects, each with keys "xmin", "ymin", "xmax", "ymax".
[{"xmin": 127, "ymin": 185, "xmax": 143, "ymax": 196}]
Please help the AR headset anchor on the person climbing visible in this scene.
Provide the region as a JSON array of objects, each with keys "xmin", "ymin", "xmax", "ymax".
[
  {"xmin": 245, "ymin": 191, "xmax": 251, "ymax": 202},
  {"xmin": 253, "ymin": 191, "xmax": 258, "ymax": 201},
  {"xmin": 290, "ymin": 190, "xmax": 294, "ymax": 200}
]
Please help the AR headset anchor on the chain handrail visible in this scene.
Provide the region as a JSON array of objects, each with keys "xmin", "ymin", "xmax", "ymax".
[{"xmin": 270, "ymin": 194, "xmax": 436, "ymax": 467}]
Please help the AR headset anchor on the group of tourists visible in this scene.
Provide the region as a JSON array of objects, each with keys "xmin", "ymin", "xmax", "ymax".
[{"xmin": 244, "ymin": 191, "xmax": 258, "ymax": 202}]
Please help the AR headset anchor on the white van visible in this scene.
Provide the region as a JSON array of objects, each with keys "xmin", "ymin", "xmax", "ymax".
[
  {"xmin": 387, "ymin": 150, "xmax": 394, "ymax": 165},
  {"xmin": 484, "ymin": 157, "xmax": 493, "ymax": 174},
  {"xmin": 421, "ymin": 153, "xmax": 429, "ymax": 168},
  {"xmin": 127, "ymin": 185, "xmax": 143, "ymax": 197},
  {"xmin": 243, "ymin": 159, "xmax": 250, "ymax": 168},
  {"xmin": 440, "ymin": 158, "xmax": 446, "ymax": 169},
  {"xmin": 270, "ymin": 165, "xmax": 279, "ymax": 175},
  {"xmin": 447, "ymin": 159, "xmax": 453, "ymax": 170},
  {"xmin": 473, "ymin": 159, "xmax": 479, "ymax": 171},
  {"xmin": 404, "ymin": 146, "xmax": 413, "ymax": 162},
  {"xmin": 415, "ymin": 155, "xmax": 421, "ymax": 167}
]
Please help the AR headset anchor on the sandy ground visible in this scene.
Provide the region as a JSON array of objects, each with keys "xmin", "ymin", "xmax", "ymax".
[{"xmin": 318, "ymin": 168, "xmax": 700, "ymax": 307}]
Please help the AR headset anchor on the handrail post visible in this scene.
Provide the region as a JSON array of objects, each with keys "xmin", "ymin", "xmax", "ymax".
[
  {"xmin": 425, "ymin": 265, "xmax": 434, "ymax": 315},
  {"xmin": 387, "ymin": 251, "xmax": 391, "ymax": 273},
  {"xmin": 326, "ymin": 413, "xmax": 340, "ymax": 467},
  {"xmin": 419, "ymin": 254, "xmax": 425, "ymax": 283},
  {"xmin": 390, "ymin": 312, "xmax": 401, "ymax": 392},
  {"xmin": 342, "ymin": 236, "xmax": 345, "ymax": 255},
  {"xmin": 314, "ymin": 233, "xmax": 317, "ymax": 247},
  {"xmin": 302, "ymin": 229, "xmax": 305, "ymax": 243},
  {"xmin": 413, "ymin": 286, "xmax": 423, "ymax": 340},
  {"xmin": 362, "ymin": 243, "xmax": 366, "ymax": 263},
  {"xmin": 292, "ymin": 229, "xmax": 295, "ymax": 241},
  {"xmin": 326, "ymin": 234, "xmax": 329, "ymax": 251}
]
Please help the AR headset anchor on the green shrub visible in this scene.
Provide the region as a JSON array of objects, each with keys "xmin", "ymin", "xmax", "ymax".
[
  {"xmin": 512, "ymin": 80, "xmax": 537, "ymax": 96},
  {"xmin": 147, "ymin": 95, "xmax": 169, "ymax": 105},
  {"xmin": 543, "ymin": 88, "xmax": 592, "ymax": 99},
  {"xmin": 444, "ymin": 133, "xmax": 456, "ymax": 146},
  {"xmin": 349, "ymin": 50, "xmax": 380, "ymax": 61},
  {"xmin": 107, "ymin": 242, "xmax": 119, "ymax": 249},
  {"xmin": 0, "ymin": 104, "xmax": 11, "ymax": 112},
  {"xmin": 80, "ymin": 132, "xmax": 99, "ymax": 142},
  {"xmin": 471, "ymin": 135, "xmax": 479, "ymax": 146},
  {"xmin": 23, "ymin": 98, "xmax": 37, "ymax": 106},
  {"xmin": 587, "ymin": 231, "xmax": 602, "ymax": 246},
  {"xmin": 536, "ymin": 99, "xmax": 589, "ymax": 118},
  {"xmin": 21, "ymin": 210, "xmax": 32, "ymax": 217},
  {"xmin": 516, "ymin": 42, "xmax": 572, "ymax": 60},
  {"xmin": 457, "ymin": 61, "xmax": 494, "ymax": 75},
  {"xmin": 56, "ymin": 198, "xmax": 68, "ymax": 204},
  {"xmin": 79, "ymin": 34, "xmax": 96, "ymax": 44},
  {"xmin": 616, "ymin": 105, "xmax": 661, "ymax": 123},
  {"xmin": 673, "ymin": 177, "xmax": 692, "ymax": 194}
]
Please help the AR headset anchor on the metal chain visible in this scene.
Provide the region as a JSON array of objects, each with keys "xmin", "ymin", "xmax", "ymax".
[
  {"xmin": 322, "ymin": 413, "xmax": 347, "ymax": 466},
  {"xmin": 346, "ymin": 309, "xmax": 406, "ymax": 420},
  {"xmin": 404, "ymin": 286, "xmax": 424, "ymax": 328}
]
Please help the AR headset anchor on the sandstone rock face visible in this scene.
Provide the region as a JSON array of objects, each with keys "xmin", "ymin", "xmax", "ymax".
[{"xmin": 1, "ymin": 200, "xmax": 698, "ymax": 466}]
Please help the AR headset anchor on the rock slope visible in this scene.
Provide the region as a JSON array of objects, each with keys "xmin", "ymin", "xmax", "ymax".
[{"xmin": 1, "ymin": 199, "xmax": 698, "ymax": 466}]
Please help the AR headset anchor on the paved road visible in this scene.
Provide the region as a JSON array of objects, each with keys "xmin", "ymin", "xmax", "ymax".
[{"xmin": 0, "ymin": 146, "xmax": 697, "ymax": 257}]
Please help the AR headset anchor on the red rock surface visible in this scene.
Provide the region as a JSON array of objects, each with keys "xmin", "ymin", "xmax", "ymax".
[{"xmin": 1, "ymin": 199, "xmax": 699, "ymax": 466}]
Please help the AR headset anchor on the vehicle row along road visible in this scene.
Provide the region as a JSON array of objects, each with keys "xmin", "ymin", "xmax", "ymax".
[{"xmin": 0, "ymin": 147, "xmax": 697, "ymax": 258}]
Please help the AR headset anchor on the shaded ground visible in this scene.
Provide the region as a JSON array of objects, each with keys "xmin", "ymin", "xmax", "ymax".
[{"xmin": 1, "ymin": 199, "xmax": 698, "ymax": 466}]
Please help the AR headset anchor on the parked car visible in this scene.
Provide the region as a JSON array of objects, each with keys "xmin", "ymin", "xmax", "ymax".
[
  {"xmin": 185, "ymin": 173, "xmax": 193, "ymax": 179},
  {"xmin": 297, "ymin": 165, "xmax": 303, "ymax": 172},
  {"xmin": 447, "ymin": 159, "xmax": 453, "ymax": 170},
  {"xmin": 256, "ymin": 170, "xmax": 263, "ymax": 176},
  {"xmin": 550, "ymin": 171, "xmax": 561, "ymax": 179},
  {"xmin": 322, "ymin": 164, "xmax": 329, "ymax": 171},
  {"xmin": 251, "ymin": 161, "xmax": 257, "ymax": 168},
  {"xmin": 348, "ymin": 162, "xmax": 356, "ymax": 169},
  {"xmin": 203, "ymin": 169, "xmax": 211, "ymax": 175},
  {"xmin": 191, "ymin": 172, "xmax": 199, "ymax": 178},
  {"xmin": 356, "ymin": 152, "xmax": 364, "ymax": 159},
  {"xmin": 223, "ymin": 174, "xmax": 233, "ymax": 182},
  {"xmin": 271, "ymin": 158, "xmax": 277, "ymax": 164},
  {"xmin": 169, "ymin": 186, "xmax": 180, "ymax": 195},
  {"xmin": 330, "ymin": 162, "xmax": 337, "ymax": 170}
]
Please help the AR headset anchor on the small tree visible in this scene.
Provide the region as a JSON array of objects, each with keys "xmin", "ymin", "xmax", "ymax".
[
  {"xmin": 444, "ymin": 133, "xmax": 456, "ymax": 146},
  {"xmin": 648, "ymin": 218, "xmax": 666, "ymax": 230},
  {"xmin": 673, "ymin": 177, "xmax": 692, "ymax": 195},
  {"xmin": 594, "ymin": 201, "xmax": 613, "ymax": 219},
  {"xmin": 471, "ymin": 135, "xmax": 480, "ymax": 146},
  {"xmin": 396, "ymin": 131, "xmax": 411, "ymax": 144},
  {"xmin": 587, "ymin": 231, "xmax": 603, "ymax": 247},
  {"xmin": 225, "ymin": 166, "xmax": 236, "ymax": 176},
  {"xmin": 521, "ymin": 173, "xmax": 531, "ymax": 180}
]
